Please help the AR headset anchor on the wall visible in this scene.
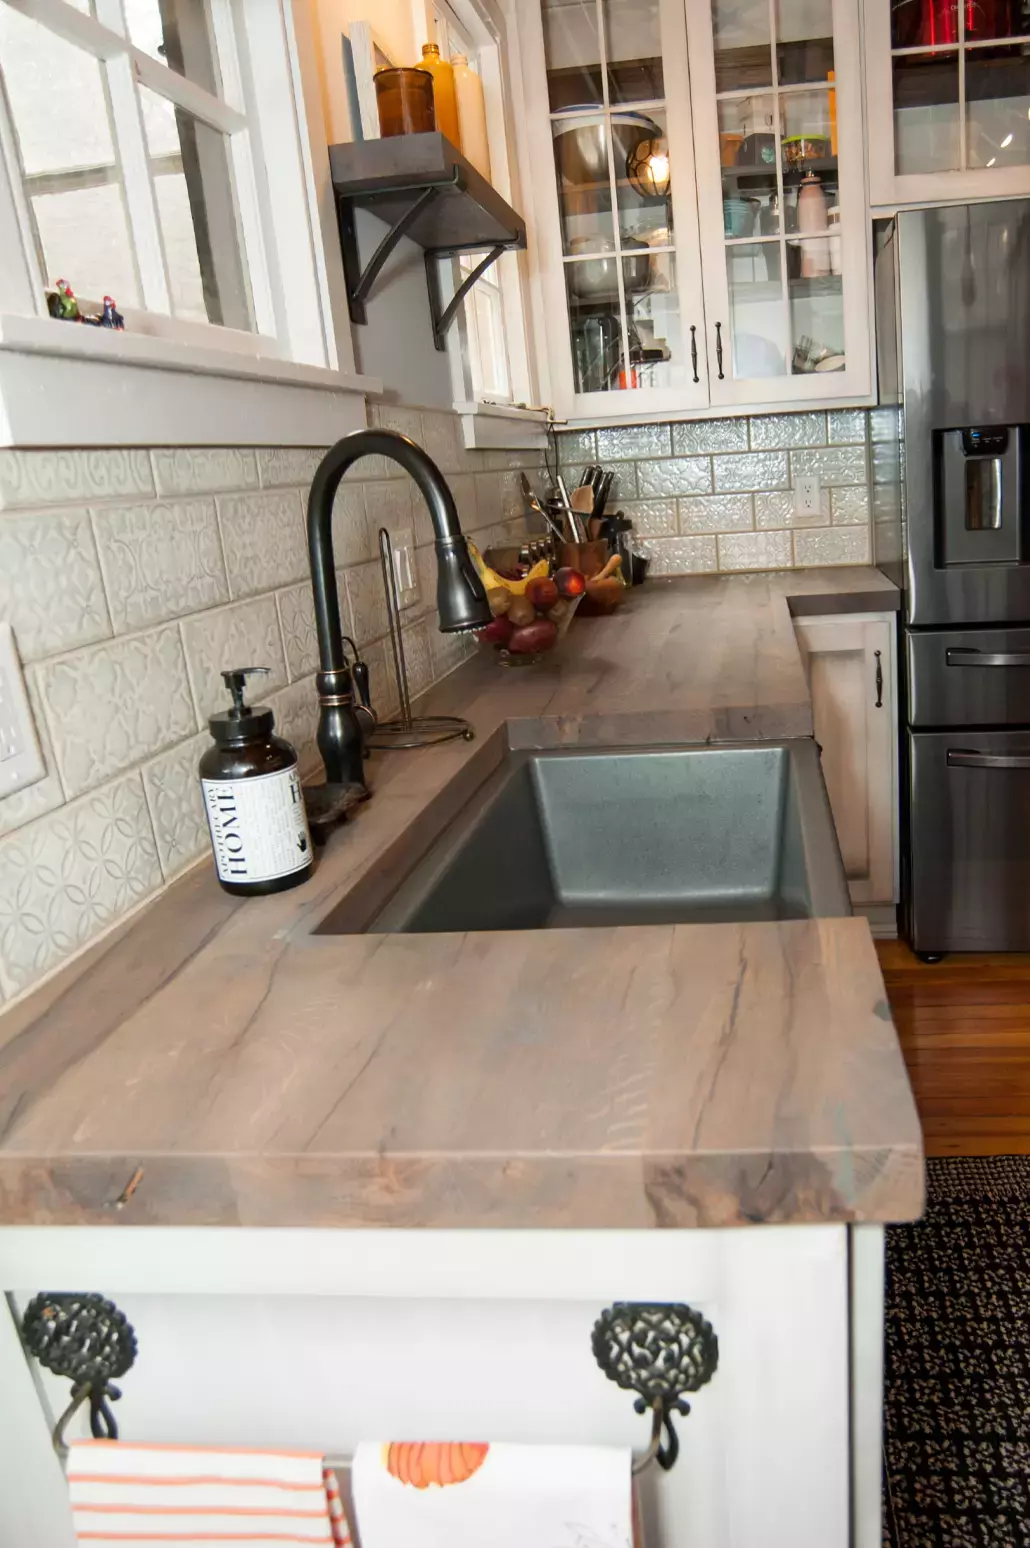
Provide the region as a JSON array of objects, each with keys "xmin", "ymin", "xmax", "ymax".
[
  {"xmin": 557, "ymin": 407, "xmax": 902, "ymax": 575},
  {"xmin": 0, "ymin": 405, "xmax": 544, "ymax": 1006}
]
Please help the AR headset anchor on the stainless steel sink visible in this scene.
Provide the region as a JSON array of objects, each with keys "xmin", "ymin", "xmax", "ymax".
[{"xmin": 327, "ymin": 740, "xmax": 850, "ymax": 935}]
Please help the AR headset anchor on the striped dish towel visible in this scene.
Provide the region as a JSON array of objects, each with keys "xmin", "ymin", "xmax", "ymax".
[{"xmin": 67, "ymin": 1441, "xmax": 352, "ymax": 1547}]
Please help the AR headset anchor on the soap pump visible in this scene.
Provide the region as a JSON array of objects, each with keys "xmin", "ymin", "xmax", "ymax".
[{"xmin": 199, "ymin": 666, "xmax": 313, "ymax": 897}]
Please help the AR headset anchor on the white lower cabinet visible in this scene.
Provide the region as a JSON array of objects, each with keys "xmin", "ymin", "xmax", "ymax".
[{"xmin": 794, "ymin": 611, "xmax": 898, "ymax": 922}]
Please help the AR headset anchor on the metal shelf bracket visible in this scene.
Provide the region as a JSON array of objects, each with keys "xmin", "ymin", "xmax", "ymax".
[
  {"xmin": 337, "ymin": 186, "xmax": 442, "ymax": 326},
  {"xmin": 424, "ymin": 243, "xmax": 507, "ymax": 352}
]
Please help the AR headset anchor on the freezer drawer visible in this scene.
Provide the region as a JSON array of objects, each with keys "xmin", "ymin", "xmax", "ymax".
[
  {"xmin": 908, "ymin": 728, "xmax": 1030, "ymax": 951},
  {"xmin": 907, "ymin": 626, "xmax": 1030, "ymax": 726}
]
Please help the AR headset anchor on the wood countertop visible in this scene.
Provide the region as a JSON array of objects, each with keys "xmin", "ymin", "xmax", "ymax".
[{"xmin": 0, "ymin": 568, "xmax": 922, "ymax": 1230}]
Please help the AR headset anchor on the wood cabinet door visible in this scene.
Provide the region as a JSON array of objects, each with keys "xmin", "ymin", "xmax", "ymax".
[{"xmin": 795, "ymin": 613, "xmax": 897, "ymax": 907}]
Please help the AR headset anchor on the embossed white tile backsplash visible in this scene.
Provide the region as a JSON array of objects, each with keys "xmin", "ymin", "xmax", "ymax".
[
  {"xmin": 0, "ymin": 407, "xmax": 545, "ymax": 1003},
  {"xmin": 558, "ymin": 408, "xmax": 882, "ymax": 577}
]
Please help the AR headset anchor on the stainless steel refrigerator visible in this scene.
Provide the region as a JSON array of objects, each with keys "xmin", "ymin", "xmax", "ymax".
[{"xmin": 876, "ymin": 200, "xmax": 1030, "ymax": 956}]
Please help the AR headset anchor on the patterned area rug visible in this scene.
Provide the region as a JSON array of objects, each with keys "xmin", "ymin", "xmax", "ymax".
[{"xmin": 883, "ymin": 1156, "xmax": 1030, "ymax": 1547}]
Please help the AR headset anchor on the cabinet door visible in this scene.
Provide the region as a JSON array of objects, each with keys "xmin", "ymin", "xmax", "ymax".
[
  {"xmin": 685, "ymin": 0, "xmax": 872, "ymax": 407},
  {"xmin": 794, "ymin": 613, "xmax": 897, "ymax": 908},
  {"xmin": 865, "ymin": 0, "xmax": 1030, "ymax": 206},
  {"xmin": 517, "ymin": 0, "xmax": 710, "ymax": 420}
]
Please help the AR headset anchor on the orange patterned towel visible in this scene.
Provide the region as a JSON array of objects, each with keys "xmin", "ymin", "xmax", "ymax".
[{"xmin": 67, "ymin": 1441, "xmax": 354, "ymax": 1547}]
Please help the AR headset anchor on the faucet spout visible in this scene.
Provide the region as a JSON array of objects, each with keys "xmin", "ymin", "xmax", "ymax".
[{"xmin": 306, "ymin": 428, "xmax": 490, "ymax": 795}]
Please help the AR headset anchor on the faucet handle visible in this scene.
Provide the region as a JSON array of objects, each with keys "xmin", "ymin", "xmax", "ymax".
[{"xmin": 351, "ymin": 656, "xmax": 376, "ymax": 730}]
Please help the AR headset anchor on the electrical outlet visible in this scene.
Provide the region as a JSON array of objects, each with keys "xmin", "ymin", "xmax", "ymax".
[
  {"xmin": 391, "ymin": 528, "xmax": 417, "ymax": 609},
  {"xmin": 794, "ymin": 475, "xmax": 822, "ymax": 520},
  {"xmin": 0, "ymin": 623, "xmax": 45, "ymax": 797}
]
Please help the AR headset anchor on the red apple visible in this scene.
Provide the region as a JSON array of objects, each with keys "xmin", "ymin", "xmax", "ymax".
[
  {"xmin": 525, "ymin": 576, "xmax": 559, "ymax": 612},
  {"xmin": 554, "ymin": 566, "xmax": 586, "ymax": 599},
  {"xmin": 477, "ymin": 615, "xmax": 514, "ymax": 646},
  {"xmin": 507, "ymin": 618, "xmax": 559, "ymax": 654}
]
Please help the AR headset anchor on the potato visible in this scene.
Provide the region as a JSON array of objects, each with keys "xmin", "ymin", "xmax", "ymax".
[
  {"xmin": 487, "ymin": 586, "xmax": 512, "ymax": 617},
  {"xmin": 506, "ymin": 594, "xmax": 537, "ymax": 628},
  {"xmin": 507, "ymin": 618, "xmax": 559, "ymax": 654}
]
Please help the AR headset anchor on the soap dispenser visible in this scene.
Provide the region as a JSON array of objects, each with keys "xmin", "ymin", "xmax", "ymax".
[{"xmin": 199, "ymin": 666, "xmax": 312, "ymax": 896}]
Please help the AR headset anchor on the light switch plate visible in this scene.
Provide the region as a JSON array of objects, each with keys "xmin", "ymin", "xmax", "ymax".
[
  {"xmin": 0, "ymin": 623, "xmax": 46, "ymax": 797},
  {"xmin": 794, "ymin": 475, "xmax": 822, "ymax": 520},
  {"xmin": 391, "ymin": 527, "xmax": 417, "ymax": 609}
]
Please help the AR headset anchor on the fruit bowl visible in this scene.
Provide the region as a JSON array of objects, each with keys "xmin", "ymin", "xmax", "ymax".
[{"xmin": 471, "ymin": 554, "xmax": 587, "ymax": 667}]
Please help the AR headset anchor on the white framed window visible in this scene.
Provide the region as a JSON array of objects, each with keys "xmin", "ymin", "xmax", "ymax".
[{"xmin": 0, "ymin": 0, "xmax": 377, "ymax": 445}]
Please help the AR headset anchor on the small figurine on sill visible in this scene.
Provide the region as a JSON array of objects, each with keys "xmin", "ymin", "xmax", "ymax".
[
  {"xmin": 47, "ymin": 278, "xmax": 80, "ymax": 322},
  {"xmin": 99, "ymin": 295, "xmax": 124, "ymax": 330}
]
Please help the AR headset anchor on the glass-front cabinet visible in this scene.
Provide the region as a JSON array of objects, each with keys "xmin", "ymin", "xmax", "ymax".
[
  {"xmin": 864, "ymin": 0, "xmax": 1030, "ymax": 204},
  {"xmin": 518, "ymin": 0, "xmax": 872, "ymax": 418}
]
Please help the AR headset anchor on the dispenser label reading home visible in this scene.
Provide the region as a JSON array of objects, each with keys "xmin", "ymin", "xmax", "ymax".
[{"xmin": 202, "ymin": 767, "xmax": 310, "ymax": 884}]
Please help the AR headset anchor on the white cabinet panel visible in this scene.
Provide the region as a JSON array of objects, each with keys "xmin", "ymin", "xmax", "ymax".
[{"xmin": 795, "ymin": 611, "xmax": 898, "ymax": 909}]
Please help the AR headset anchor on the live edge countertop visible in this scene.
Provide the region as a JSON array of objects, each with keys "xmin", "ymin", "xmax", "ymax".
[{"xmin": 0, "ymin": 567, "xmax": 922, "ymax": 1232}]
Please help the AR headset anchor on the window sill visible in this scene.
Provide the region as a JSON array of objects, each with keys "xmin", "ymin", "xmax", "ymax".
[
  {"xmin": 0, "ymin": 314, "xmax": 382, "ymax": 448},
  {"xmin": 454, "ymin": 400, "xmax": 551, "ymax": 451}
]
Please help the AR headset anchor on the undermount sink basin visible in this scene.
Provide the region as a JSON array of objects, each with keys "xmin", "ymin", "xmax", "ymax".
[{"xmin": 323, "ymin": 740, "xmax": 850, "ymax": 935}]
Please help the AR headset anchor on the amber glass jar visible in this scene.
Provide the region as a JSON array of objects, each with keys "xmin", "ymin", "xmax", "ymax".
[{"xmin": 374, "ymin": 66, "xmax": 435, "ymax": 137}]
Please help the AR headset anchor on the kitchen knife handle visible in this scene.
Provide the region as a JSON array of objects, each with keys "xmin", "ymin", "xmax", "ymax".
[
  {"xmin": 946, "ymin": 647, "xmax": 1030, "ymax": 667},
  {"xmin": 690, "ymin": 324, "xmax": 699, "ymax": 384},
  {"xmin": 947, "ymin": 749, "xmax": 1030, "ymax": 769},
  {"xmin": 715, "ymin": 321, "xmax": 725, "ymax": 380}
]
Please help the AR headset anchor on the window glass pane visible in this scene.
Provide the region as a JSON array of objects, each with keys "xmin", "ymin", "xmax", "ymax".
[
  {"xmin": 543, "ymin": 0, "xmax": 603, "ymax": 110},
  {"xmin": 892, "ymin": 50, "xmax": 960, "ymax": 172},
  {"xmin": 616, "ymin": 110, "xmax": 672, "ymax": 243},
  {"xmin": 628, "ymin": 250, "xmax": 682, "ymax": 388},
  {"xmin": 32, "ymin": 184, "xmax": 139, "ymax": 306},
  {"xmin": 775, "ymin": 0, "xmax": 834, "ymax": 85},
  {"xmin": 0, "ymin": 6, "xmax": 115, "ymax": 175},
  {"xmin": 726, "ymin": 242, "xmax": 786, "ymax": 378},
  {"xmin": 712, "ymin": 0, "xmax": 772, "ymax": 93},
  {"xmin": 600, "ymin": 0, "xmax": 663, "ymax": 102},
  {"xmin": 139, "ymin": 87, "xmax": 252, "ymax": 330},
  {"xmin": 787, "ymin": 244, "xmax": 844, "ymax": 374},
  {"xmin": 781, "ymin": 90, "xmax": 837, "ymax": 234},
  {"xmin": 720, "ymin": 96, "xmax": 779, "ymax": 239},
  {"xmin": 566, "ymin": 264, "xmax": 627, "ymax": 391},
  {"xmin": 123, "ymin": 0, "xmax": 221, "ymax": 95},
  {"xmin": 966, "ymin": 45, "xmax": 1030, "ymax": 165},
  {"xmin": 553, "ymin": 115, "xmax": 617, "ymax": 252},
  {"xmin": 892, "ymin": 0, "xmax": 957, "ymax": 47},
  {"xmin": 966, "ymin": 0, "xmax": 1028, "ymax": 42}
]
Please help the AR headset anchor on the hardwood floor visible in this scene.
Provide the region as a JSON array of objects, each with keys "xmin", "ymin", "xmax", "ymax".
[{"xmin": 877, "ymin": 940, "xmax": 1030, "ymax": 1157}]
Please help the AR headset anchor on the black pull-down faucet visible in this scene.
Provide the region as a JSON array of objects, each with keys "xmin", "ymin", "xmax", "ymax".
[{"xmin": 303, "ymin": 428, "xmax": 491, "ymax": 839}]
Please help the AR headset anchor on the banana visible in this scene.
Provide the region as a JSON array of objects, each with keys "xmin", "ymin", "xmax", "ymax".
[{"xmin": 468, "ymin": 543, "xmax": 549, "ymax": 597}]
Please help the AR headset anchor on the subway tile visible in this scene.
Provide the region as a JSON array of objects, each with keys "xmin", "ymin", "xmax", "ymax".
[
  {"xmin": 828, "ymin": 410, "xmax": 868, "ymax": 445},
  {"xmin": 869, "ymin": 406, "xmax": 902, "ymax": 442},
  {"xmin": 331, "ymin": 480, "xmax": 371, "ymax": 569},
  {"xmin": 0, "ymin": 449, "xmax": 153, "ymax": 510},
  {"xmin": 871, "ymin": 440, "xmax": 901, "ymax": 484},
  {"xmin": 793, "ymin": 526, "xmax": 871, "ymax": 567},
  {"xmin": 151, "ymin": 448, "xmax": 258, "ymax": 497},
  {"xmin": 556, "ymin": 429, "xmax": 597, "ymax": 470},
  {"xmin": 0, "ymin": 770, "xmax": 161, "ymax": 997},
  {"xmin": 256, "ymin": 448, "xmax": 328, "ymax": 489},
  {"xmin": 374, "ymin": 404, "xmax": 425, "ymax": 445},
  {"xmin": 596, "ymin": 423, "xmax": 672, "ymax": 460},
  {"xmin": 474, "ymin": 471, "xmax": 504, "ymax": 523},
  {"xmin": 363, "ymin": 479, "xmax": 415, "ymax": 541},
  {"xmin": 276, "ymin": 582, "xmax": 319, "ymax": 682},
  {"xmin": 419, "ymin": 411, "xmax": 462, "ymax": 474},
  {"xmin": 218, "ymin": 489, "xmax": 307, "ymax": 599},
  {"xmin": 635, "ymin": 536, "xmax": 718, "ymax": 575},
  {"xmin": 0, "ymin": 671, "xmax": 65, "ymax": 838},
  {"xmin": 402, "ymin": 617, "xmax": 434, "ymax": 700},
  {"xmin": 620, "ymin": 499, "xmax": 678, "ymax": 537},
  {"xmin": 430, "ymin": 618, "xmax": 474, "ymax": 684},
  {"xmin": 672, "ymin": 418, "xmax": 748, "ymax": 455},
  {"xmin": 141, "ymin": 733, "xmax": 209, "ymax": 881},
  {"xmin": 181, "ymin": 596, "xmax": 288, "ymax": 724},
  {"xmin": 754, "ymin": 489, "xmax": 817, "ymax": 527},
  {"xmin": 0, "ymin": 506, "xmax": 110, "ymax": 662},
  {"xmin": 713, "ymin": 451, "xmax": 788, "ymax": 493},
  {"xmin": 448, "ymin": 472, "xmax": 478, "ymax": 533},
  {"xmin": 873, "ymin": 486, "xmax": 903, "ymax": 523},
  {"xmin": 636, "ymin": 457, "xmax": 712, "ymax": 498},
  {"xmin": 873, "ymin": 521, "xmax": 904, "ymax": 565},
  {"xmin": 92, "ymin": 498, "xmax": 228, "ymax": 632},
  {"xmin": 789, "ymin": 447, "xmax": 868, "ymax": 486},
  {"xmin": 344, "ymin": 560, "xmax": 389, "ymax": 646},
  {"xmin": 679, "ymin": 493, "xmax": 753, "ymax": 534},
  {"xmin": 717, "ymin": 530, "xmax": 793, "ymax": 571},
  {"xmin": 831, "ymin": 486, "xmax": 871, "ymax": 525},
  {"xmin": 748, "ymin": 412, "xmax": 827, "ymax": 450},
  {"xmin": 266, "ymin": 676, "xmax": 321, "ymax": 774},
  {"xmin": 38, "ymin": 626, "xmax": 196, "ymax": 798}
]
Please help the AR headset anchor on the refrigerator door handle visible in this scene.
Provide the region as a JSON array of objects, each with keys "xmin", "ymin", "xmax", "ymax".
[
  {"xmin": 947, "ymin": 748, "xmax": 1030, "ymax": 769},
  {"xmin": 946, "ymin": 647, "xmax": 1030, "ymax": 667}
]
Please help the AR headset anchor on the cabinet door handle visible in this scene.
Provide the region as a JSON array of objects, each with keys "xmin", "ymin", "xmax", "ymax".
[
  {"xmin": 947, "ymin": 748, "xmax": 1030, "ymax": 769},
  {"xmin": 714, "ymin": 320, "xmax": 724, "ymax": 380},
  {"xmin": 946, "ymin": 647, "xmax": 1030, "ymax": 667},
  {"xmin": 690, "ymin": 324, "xmax": 699, "ymax": 383},
  {"xmin": 874, "ymin": 648, "xmax": 883, "ymax": 708}
]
